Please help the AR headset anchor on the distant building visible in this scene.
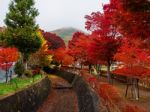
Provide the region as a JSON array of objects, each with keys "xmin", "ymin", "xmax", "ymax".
[{"xmin": 0, "ymin": 63, "xmax": 16, "ymax": 83}]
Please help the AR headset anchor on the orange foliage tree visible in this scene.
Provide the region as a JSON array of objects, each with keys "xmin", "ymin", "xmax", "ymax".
[
  {"xmin": 68, "ymin": 32, "xmax": 91, "ymax": 68},
  {"xmin": 68, "ymin": 32, "xmax": 85, "ymax": 62},
  {"xmin": 28, "ymin": 31, "xmax": 53, "ymax": 68},
  {"xmin": 53, "ymin": 47, "xmax": 74, "ymax": 66},
  {"xmin": 0, "ymin": 47, "xmax": 19, "ymax": 82}
]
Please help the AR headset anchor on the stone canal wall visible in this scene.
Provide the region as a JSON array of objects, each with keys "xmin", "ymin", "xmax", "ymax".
[{"xmin": 0, "ymin": 76, "xmax": 51, "ymax": 112}]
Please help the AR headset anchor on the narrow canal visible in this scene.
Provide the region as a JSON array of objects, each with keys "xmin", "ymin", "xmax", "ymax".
[{"xmin": 37, "ymin": 76, "xmax": 79, "ymax": 112}]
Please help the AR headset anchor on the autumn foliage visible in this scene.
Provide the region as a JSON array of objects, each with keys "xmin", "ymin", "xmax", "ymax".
[
  {"xmin": 41, "ymin": 30, "xmax": 65, "ymax": 50},
  {"xmin": 68, "ymin": 32, "xmax": 87, "ymax": 61},
  {"xmin": 53, "ymin": 48, "xmax": 74, "ymax": 66},
  {"xmin": 0, "ymin": 47, "xmax": 19, "ymax": 69},
  {"xmin": 80, "ymin": 71, "xmax": 147, "ymax": 112},
  {"xmin": 83, "ymin": 0, "xmax": 150, "ymax": 83},
  {"xmin": 88, "ymin": 35, "xmax": 120, "ymax": 65},
  {"xmin": 28, "ymin": 30, "xmax": 53, "ymax": 67},
  {"xmin": 85, "ymin": 6, "xmax": 121, "ymax": 83},
  {"xmin": 113, "ymin": 38, "xmax": 150, "ymax": 78},
  {"xmin": 112, "ymin": 0, "xmax": 150, "ymax": 39},
  {"xmin": 0, "ymin": 47, "xmax": 19, "ymax": 82},
  {"xmin": 104, "ymin": 0, "xmax": 150, "ymax": 49},
  {"xmin": 68, "ymin": 32, "xmax": 91, "ymax": 66}
]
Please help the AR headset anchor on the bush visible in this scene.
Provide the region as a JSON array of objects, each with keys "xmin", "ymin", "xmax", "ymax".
[
  {"xmin": 14, "ymin": 61, "xmax": 25, "ymax": 77},
  {"xmin": 32, "ymin": 68, "xmax": 41, "ymax": 75},
  {"xmin": 24, "ymin": 70, "xmax": 33, "ymax": 78}
]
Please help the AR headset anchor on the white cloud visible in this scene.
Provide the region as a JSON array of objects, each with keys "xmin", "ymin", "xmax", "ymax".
[{"xmin": 0, "ymin": 0, "xmax": 109, "ymax": 31}]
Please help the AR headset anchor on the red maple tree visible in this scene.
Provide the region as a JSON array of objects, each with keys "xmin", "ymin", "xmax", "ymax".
[
  {"xmin": 0, "ymin": 47, "xmax": 19, "ymax": 82},
  {"xmin": 85, "ymin": 7, "xmax": 121, "ymax": 83},
  {"xmin": 53, "ymin": 47, "xmax": 74, "ymax": 66},
  {"xmin": 41, "ymin": 30, "xmax": 65, "ymax": 50},
  {"xmin": 113, "ymin": 39, "xmax": 150, "ymax": 78},
  {"xmin": 68, "ymin": 32, "xmax": 91, "ymax": 68},
  {"xmin": 108, "ymin": 0, "xmax": 150, "ymax": 48}
]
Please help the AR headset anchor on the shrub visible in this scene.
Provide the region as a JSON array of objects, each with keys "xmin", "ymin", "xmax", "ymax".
[
  {"xmin": 14, "ymin": 61, "xmax": 25, "ymax": 77},
  {"xmin": 24, "ymin": 70, "xmax": 33, "ymax": 78},
  {"xmin": 32, "ymin": 68, "xmax": 41, "ymax": 75}
]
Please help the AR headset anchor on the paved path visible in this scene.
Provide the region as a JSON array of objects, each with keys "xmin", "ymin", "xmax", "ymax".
[{"xmin": 37, "ymin": 75, "xmax": 79, "ymax": 112}]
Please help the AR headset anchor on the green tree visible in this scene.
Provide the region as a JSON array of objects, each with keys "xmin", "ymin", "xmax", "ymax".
[{"xmin": 4, "ymin": 0, "xmax": 42, "ymax": 69}]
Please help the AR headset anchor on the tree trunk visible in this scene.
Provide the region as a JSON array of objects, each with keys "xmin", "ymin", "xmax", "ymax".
[
  {"xmin": 22, "ymin": 54, "xmax": 28, "ymax": 70},
  {"xmin": 5, "ymin": 63, "xmax": 8, "ymax": 83},
  {"xmin": 73, "ymin": 62, "xmax": 76, "ymax": 70},
  {"xmin": 5, "ymin": 70, "xmax": 8, "ymax": 83},
  {"xmin": 96, "ymin": 64, "xmax": 101, "ymax": 76},
  {"xmin": 24, "ymin": 61, "xmax": 28, "ymax": 70},
  {"xmin": 96, "ymin": 64, "xmax": 98, "ymax": 71},
  {"xmin": 133, "ymin": 79, "xmax": 139, "ymax": 100},
  {"xmin": 99, "ymin": 65, "xmax": 102, "ymax": 76},
  {"xmin": 81, "ymin": 63, "xmax": 83, "ymax": 69},
  {"xmin": 107, "ymin": 62, "xmax": 112, "ymax": 84},
  {"xmin": 89, "ymin": 64, "xmax": 92, "ymax": 73}
]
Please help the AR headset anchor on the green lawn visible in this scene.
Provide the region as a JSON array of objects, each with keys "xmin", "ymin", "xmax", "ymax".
[{"xmin": 0, "ymin": 74, "xmax": 43, "ymax": 96}]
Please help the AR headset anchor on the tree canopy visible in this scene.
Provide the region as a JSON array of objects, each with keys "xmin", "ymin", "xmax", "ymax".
[{"xmin": 3, "ymin": 0, "xmax": 42, "ymax": 61}]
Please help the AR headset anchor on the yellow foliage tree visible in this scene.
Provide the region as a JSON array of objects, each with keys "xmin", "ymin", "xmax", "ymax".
[{"xmin": 28, "ymin": 30, "xmax": 53, "ymax": 68}]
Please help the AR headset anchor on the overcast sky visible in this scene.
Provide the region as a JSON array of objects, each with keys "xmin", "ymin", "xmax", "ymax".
[{"xmin": 0, "ymin": 0, "xmax": 109, "ymax": 31}]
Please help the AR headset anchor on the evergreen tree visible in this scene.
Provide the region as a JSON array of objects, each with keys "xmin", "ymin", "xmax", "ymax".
[{"xmin": 4, "ymin": 0, "xmax": 42, "ymax": 69}]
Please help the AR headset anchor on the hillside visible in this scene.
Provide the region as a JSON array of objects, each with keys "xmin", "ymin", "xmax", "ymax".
[{"xmin": 51, "ymin": 27, "xmax": 81, "ymax": 45}]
